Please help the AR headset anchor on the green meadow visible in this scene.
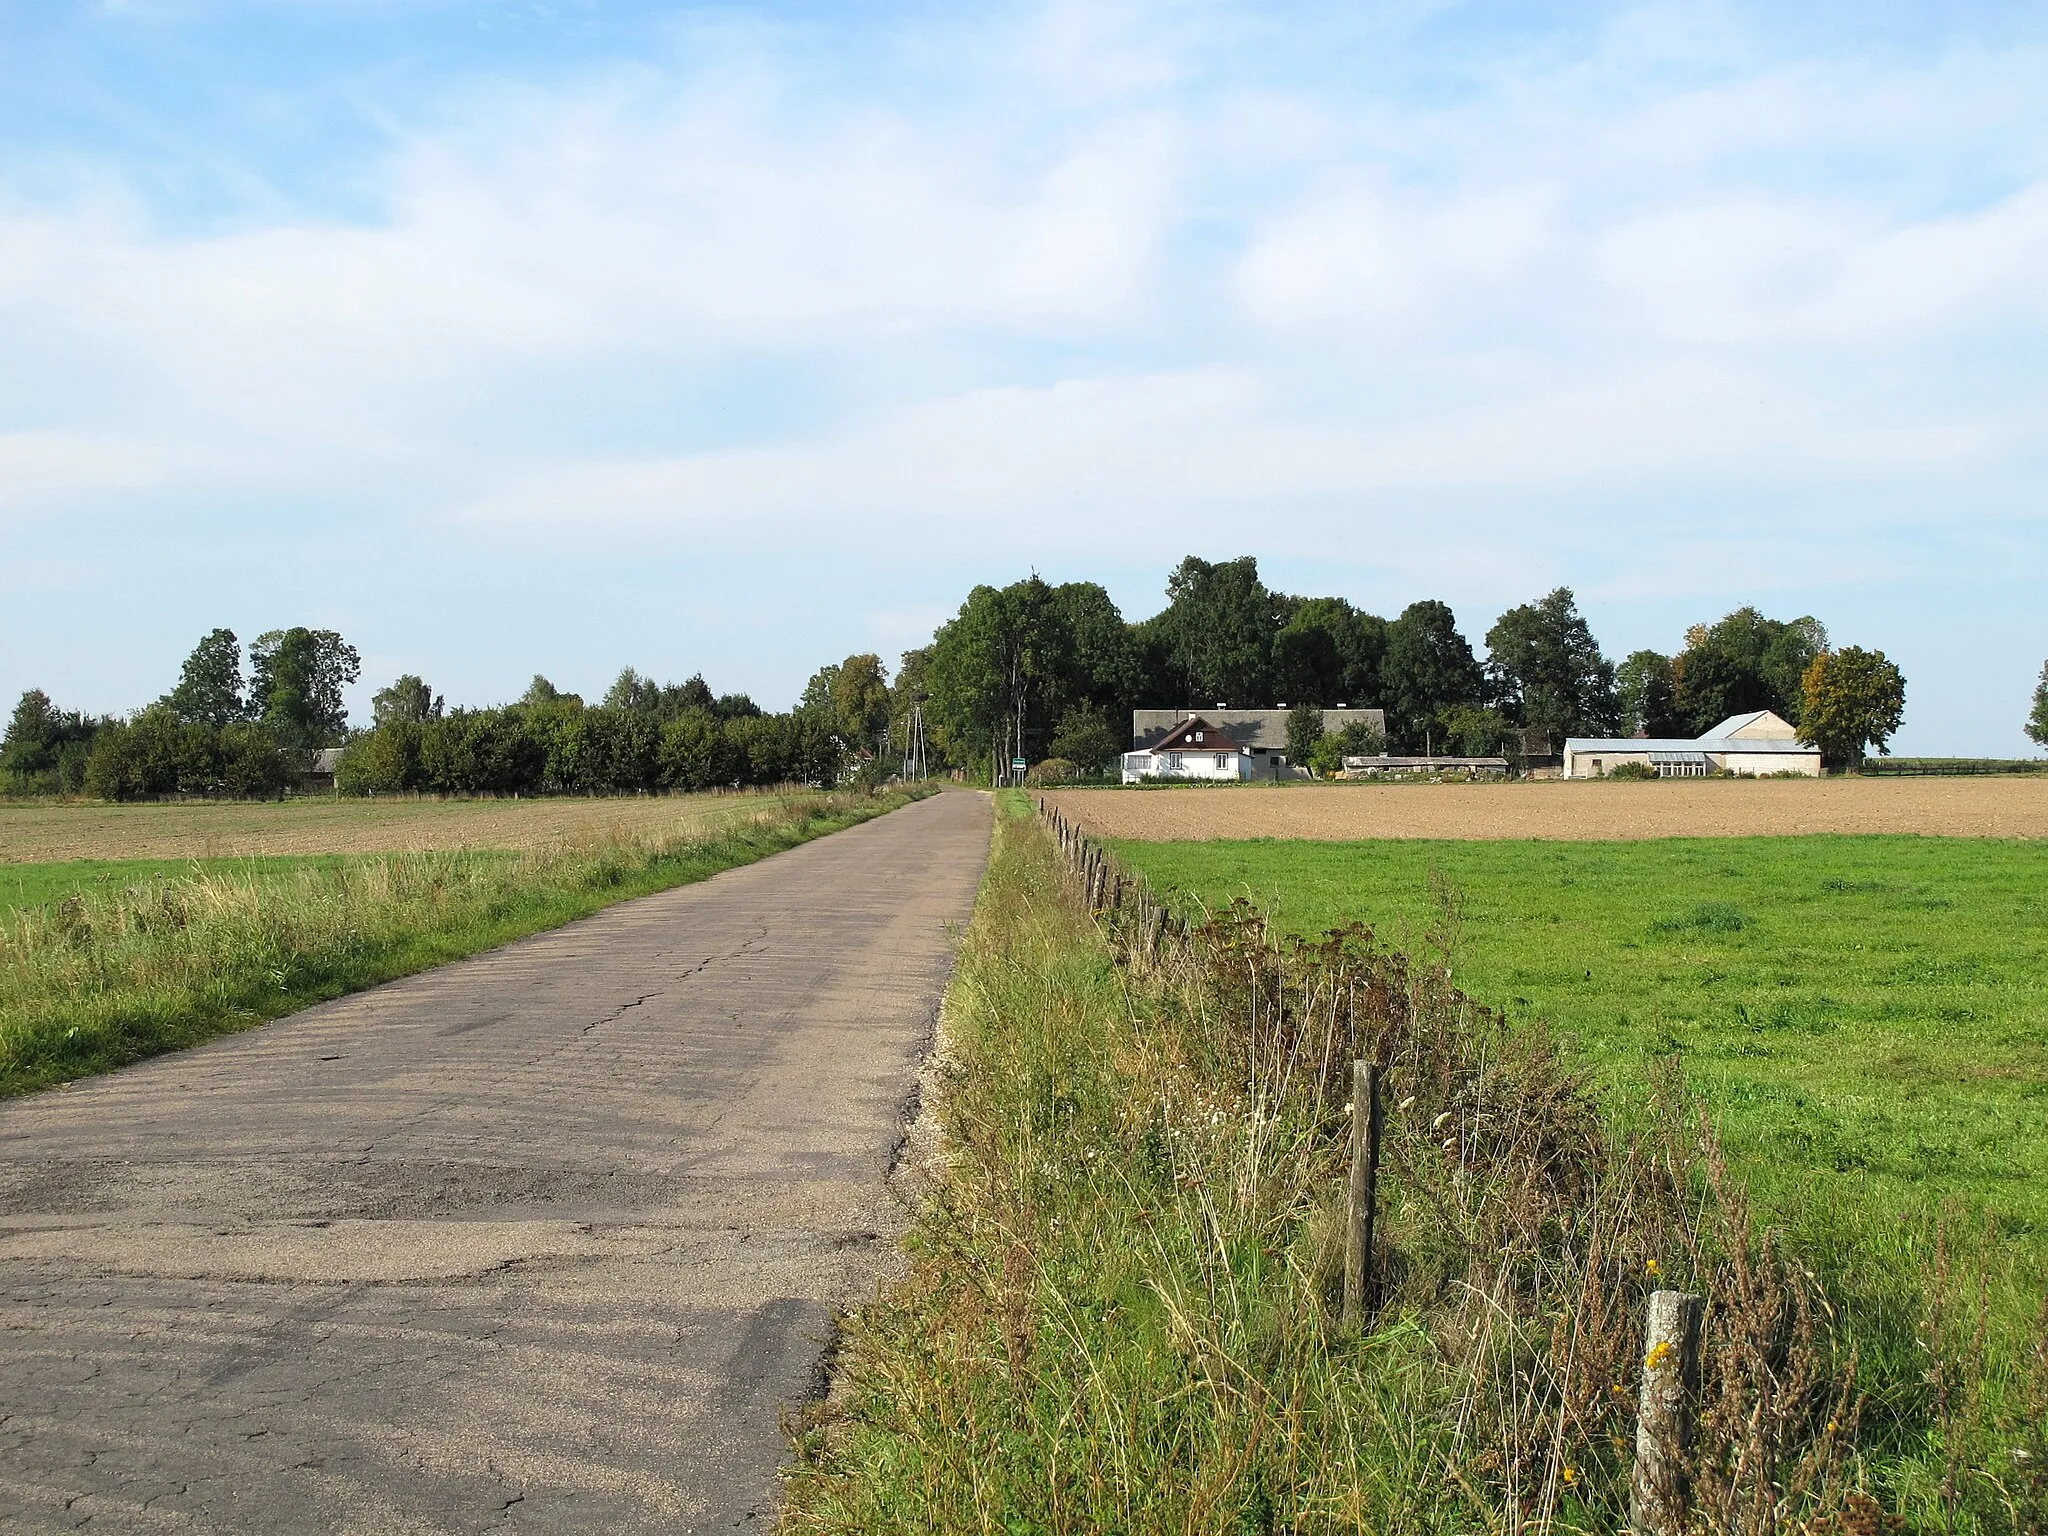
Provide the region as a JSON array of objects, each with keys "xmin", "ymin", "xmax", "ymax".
[
  {"xmin": 1113, "ymin": 834, "xmax": 2048, "ymax": 1247},
  {"xmin": 0, "ymin": 856, "xmax": 351, "ymax": 916}
]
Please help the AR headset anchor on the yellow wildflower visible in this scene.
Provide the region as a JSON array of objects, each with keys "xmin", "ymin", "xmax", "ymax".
[{"xmin": 1645, "ymin": 1340, "xmax": 1674, "ymax": 1371}]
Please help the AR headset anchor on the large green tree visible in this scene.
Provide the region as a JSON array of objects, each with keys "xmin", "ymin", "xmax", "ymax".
[
  {"xmin": 1380, "ymin": 600, "xmax": 1485, "ymax": 751},
  {"xmin": 164, "ymin": 629, "xmax": 246, "ymax": 726},
  {"xmin": 1, "ymin": 689, "xmax": 102, "ymax": 793},
  {"xmin": 249, "ymin": 628, "xmax": 360, "ymax": 748},
  {"xmin": 1156, "ymin": 556, "xmax": 1277, "ymax": 708},
  {"xmin": 373, "ymin": 674, "xmax": 443, "ymax": 725},
  {"xmin": 1799, "ymin": 647, "xmax": 1906, "ymax": 770},
  {"xmin": 926, "ymin": 576, "xmax": 1072, "ymax": 775},
  {"xmin": 2028, "ymin": 661, "xmax": 2048, "ymax": 751},
  {"xmin": 1673, "ymin": 608, "xmax": 1826, "ymax": 733},
  {"xmin": 1050, "ymin": 581, "xmax": 1144, "ymax": 725},
  {"xmin": 1271, "ymin": 597, "xmax": 1385, "ymax": 708},
  {"xmin": 1484, "ymin": 588, "xmax": 1618, "ymax": 745},
  {"xmin": 827, "ymin": 653, "xmax": 891, "ymax": 750},
  {"xmin": 1616, "ymin": 650, "xmax": 1686, "ymax": 738}
]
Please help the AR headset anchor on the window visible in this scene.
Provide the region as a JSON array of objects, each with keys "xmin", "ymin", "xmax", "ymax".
[
  {"xmin": 1165, "ymin": 752, "xmax": 1183, "ymax": 770},
  {"xmin": 1215, "ymin": 753, "xmax": 1230, "ymax": 770},
  {"xmin": 1193, "ymin": 730, "xmax": 1204, "ymax": 743}
]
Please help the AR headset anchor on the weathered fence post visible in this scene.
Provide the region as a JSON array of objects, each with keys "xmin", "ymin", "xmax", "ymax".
[
  {"xmin": 1630, "ymin": 1289, "xmax": 1704, "ymax": 1536},
  {"xmin": 1342, "ymin": 1060, "xmax": 1383, "ymax": 1326}
]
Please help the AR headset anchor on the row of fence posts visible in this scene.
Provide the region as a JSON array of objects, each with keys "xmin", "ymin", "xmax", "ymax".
[
  {"xmin": 1031, "ymin": 796, "xmax": 1703, "ymax": 1536},
  {"xmin": 1036, "ymin": 797, "xmax": 1180, "ymax": 967}
]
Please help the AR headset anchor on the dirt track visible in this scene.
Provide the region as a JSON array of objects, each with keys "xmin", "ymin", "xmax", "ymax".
[
  {"xmin": 0, "ymin": 792, "xmax": 991, "ymax": 1532},
  {"xmin": 1042, "ymin": 776, "xmax": 2048, "ymax": 841}
]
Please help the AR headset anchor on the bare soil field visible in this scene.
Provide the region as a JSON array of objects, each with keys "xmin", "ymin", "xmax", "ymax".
[
  {"xmin": 0, "ymin": 791, "xmax": 785, "ymax": 864},
  {"xmin": 1041, "ymin": 775, "xmax": 2048, "ymax": 841}
]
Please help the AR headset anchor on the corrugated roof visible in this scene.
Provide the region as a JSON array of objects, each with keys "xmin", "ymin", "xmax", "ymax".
[{"xmin": 1565, "ymin": 735, "xmax": 1815, "ymax": 754}]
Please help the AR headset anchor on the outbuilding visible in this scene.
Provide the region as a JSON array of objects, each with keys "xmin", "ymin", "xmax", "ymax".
[{"xmin": 1563, "ymin": 710, "xmax": 1821, "ymax": 779}]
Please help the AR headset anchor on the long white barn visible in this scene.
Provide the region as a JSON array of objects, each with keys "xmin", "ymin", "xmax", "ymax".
[{"xmin": 1562, "ymin": 710, "xmax": 1821, "ymax": 779}]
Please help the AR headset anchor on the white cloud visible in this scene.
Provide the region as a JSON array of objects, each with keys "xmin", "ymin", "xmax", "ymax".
[
  {"xmin": 1235, "ymin": 182, "xmax": 1557, "ymax": 334},
  {"xmin": 1594, "ymin": 181, "xmax": 2048, "ymax": 347},
  {"xmin": 451, "ymin": 355, "xmax": 1990, "ymax": 559}
]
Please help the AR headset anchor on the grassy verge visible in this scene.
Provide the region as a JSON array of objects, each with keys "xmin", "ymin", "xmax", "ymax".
[
  {"xmin": 1, "ymin": 789, "xmax": 914, "ymax": 1096},
  {"xmin": 782, "ymin": 795, "xmax": 2046, "ymax": 1535}
]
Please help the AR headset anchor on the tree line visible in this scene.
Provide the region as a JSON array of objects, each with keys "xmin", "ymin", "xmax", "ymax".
[
  {"xmin": 0, "ymin": 628, "xmax": 903, "ymax": 800},
  {"xmin": 1, "ymin": 628, "xmax": 361, "ymax": 799},
  {"xmin": 912, "ymin": 556, "xmax": 1911, "ymax": 773},
  {"xmin": 1, "ymin": 559, "xmax": 1957, "ymax": 800}
]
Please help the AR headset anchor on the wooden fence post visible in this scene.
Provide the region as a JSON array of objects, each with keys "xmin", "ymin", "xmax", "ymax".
[
  {"xmin": 1343, "ymin": 1060, "xmax": 1383, "ymax": 1326},
  {"xmin": 1630, "ymin": 1289, "xmax": 1704, "ymax": 1536}
]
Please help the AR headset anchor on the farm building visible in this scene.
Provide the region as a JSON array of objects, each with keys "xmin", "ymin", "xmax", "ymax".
[
  {"xmin": 1562, "ymin": 710, "xmax": 1821, "ymax": 779},
  {"xmin": 1130, "ymin": 706, "xmax": 1385, "ymax": 781},
  {"xmin": 302, "ymin": 746, "xmax": 346, "ymax": 792},
  {"xmin": 1343, "ymin": 754, "xmax": 1508, "ymax": 777},
  {"xmin": 1121, "ymin": 717, "xmax": 1272, "ymax": 783}
]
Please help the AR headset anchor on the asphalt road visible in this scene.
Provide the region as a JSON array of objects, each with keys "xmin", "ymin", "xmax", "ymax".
[{"xmin": 0, "ymin": 791, "xmax": 991, "ymax": 1533}]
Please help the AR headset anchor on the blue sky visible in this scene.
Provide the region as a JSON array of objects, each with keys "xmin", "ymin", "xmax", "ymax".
[{"xmin": 3, "ymin": 1, "xmax": 2044, "ymax": 752}]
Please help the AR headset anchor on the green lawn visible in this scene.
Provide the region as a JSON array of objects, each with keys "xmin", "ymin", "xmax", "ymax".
[
  {"xmin": 1114, "ymin": 835, "xmax": 2048, "ymax": 1246},
  {"xmin": 0, "ymin": 856, "xmax": 355, "ymax": 916}
]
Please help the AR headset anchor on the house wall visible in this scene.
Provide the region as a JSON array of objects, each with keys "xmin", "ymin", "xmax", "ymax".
[
  {"xmin": 1714, "ymin": 752, "xmax": 1821, "ymax": 777},
  {"xmin": 1565, "ymin": 747, "xmax": 1820, "ymax": 778},
  {"xmin": 1565, "ymin": 748, "xmax": 1652, "ymax": 778},
  {"xmin": 1725, "ymin": 712, "xmax": 1800, "ymax": 741},
  {"xmin": 1121, "ymin": 750, "xmax": 1253, "ymax": 784}
]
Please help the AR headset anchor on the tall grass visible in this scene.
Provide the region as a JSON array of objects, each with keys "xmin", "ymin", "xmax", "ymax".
[
  {"xmin": 1, "ymin": 789, "xmax": 910, "ymax": 1095},
  {"xmin": 781, "ymin": 794, "xmax": 2046, "ymax": 1534}
]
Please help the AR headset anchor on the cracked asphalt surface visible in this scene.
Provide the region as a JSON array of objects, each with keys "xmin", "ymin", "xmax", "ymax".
[{"xmin": 0, "ymin": 791, "xmax": 991, "ymax": 1532}]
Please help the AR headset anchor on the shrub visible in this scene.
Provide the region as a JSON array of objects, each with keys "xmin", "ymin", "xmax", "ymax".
[
  {"xmin": 1024, "ymin": 757, "xmax": 1079, "ymax": 786},
  {"xmin": 1049, "ymin": 709, "xmax": 1121, "ymax": 774},
  {"xmin": 336, "ymin": 721, "xmax": 422, "ymax": 794},
  {"xmin": 1605, "ymin": 760, "xmax": 1657, "ymax": 780}
]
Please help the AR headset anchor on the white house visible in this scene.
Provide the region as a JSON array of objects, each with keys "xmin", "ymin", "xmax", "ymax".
[
  {"xmin": 1563, "ymin": 710, "xmax": 1822, "ymax": 779},
  {"xmin": 1130, "ymin": 706, "xmax": 1384, "ymax": 781},
  {"xmin": 1121, "ymin": 717, "xmax": 1263, "ymax": 783}
]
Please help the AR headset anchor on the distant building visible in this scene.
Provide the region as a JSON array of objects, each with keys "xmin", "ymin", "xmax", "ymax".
[
  {"xmin": 1129, "ymin": 706, "xmax": 1385, "ymax": 781},
  {"xmin": 1343, "ymin": 755, "xmax": 1508, "ymax": 777},
  {"xmin": 1121, "ymin": 717, "xmax": 1270, "ymax": 783},
  {"xmin": 1562, "ymin": 710, "xmax": 1821, "ymax": 779},
  {"xmin": 303, "ymin": 746, "xmax": 346, "ymax": 792}
]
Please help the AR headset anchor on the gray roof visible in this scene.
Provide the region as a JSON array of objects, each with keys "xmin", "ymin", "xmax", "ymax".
[
  {"xmin": 1564, "ymin": 736, "xmax": 1815, "ymax": 754},
  {"xmin": 1133, "ymin": 707, "xmax": 1384, "ymax": 751}
]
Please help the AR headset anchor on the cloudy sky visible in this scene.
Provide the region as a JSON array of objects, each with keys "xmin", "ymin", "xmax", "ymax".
[{"xmin": 3, "ymin": 0, "xmax": 2044, "ymax": 752}]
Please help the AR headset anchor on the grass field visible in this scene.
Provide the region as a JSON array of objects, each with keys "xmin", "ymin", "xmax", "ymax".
[
  {"xmin": 1, "ymin": 790, "xmax": 912, "ymax": 1096},
  {"xmin": 0, "ymin": 856, "xmax": 349, "ymax": 916},
  {"xmin": 1043, "ymin": 774, "xmax": 2048, "ymax": 841},
  {"xmin": 0, "ymin": 790, "xmax": 783, "ymax": 863},
  {"xmin": 1113, "ymin": 835, "xmax": 2048, "ymax": 1249}
]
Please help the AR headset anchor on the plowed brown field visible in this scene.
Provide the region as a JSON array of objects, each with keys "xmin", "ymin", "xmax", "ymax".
[{"xmin": 1041, "ymin": 776, "xmax": 2048, "ymax": 841}]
